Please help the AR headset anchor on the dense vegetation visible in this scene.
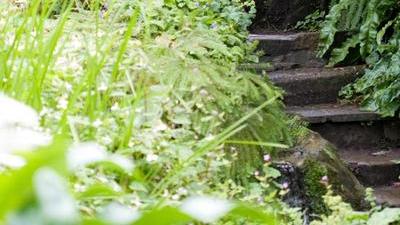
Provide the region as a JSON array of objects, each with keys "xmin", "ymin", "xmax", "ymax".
[
  {"xmin": 2, "ymin": 0, "xmax": 400, "ymax": 224},
  {"xmin": 0, "ymin": 0, "xmax": 301, "ymax": 224},
  {"xmin": 319, "ymin": 0, "xmax": 400, "ymax": 117}
]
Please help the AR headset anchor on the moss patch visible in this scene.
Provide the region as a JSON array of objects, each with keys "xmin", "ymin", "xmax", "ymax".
[{"xmin": 303, "ymin": 159, "xmax": 328, "ymax": 214}]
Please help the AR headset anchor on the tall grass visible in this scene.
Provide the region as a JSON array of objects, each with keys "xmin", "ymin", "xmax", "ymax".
[{"xmin": 0, "ymin": 0, "xmax": 297, "ymax": 224}]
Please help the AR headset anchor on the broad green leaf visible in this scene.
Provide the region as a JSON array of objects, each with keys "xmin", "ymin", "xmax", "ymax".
[
  {"xmin": 368, "ymin": 208, "xmax": 400, "ymax": 225},
  {"xmin": 133, "ymin": 207, "xmax": 192, "ymax": 225},
  {"xmin": 0, "ymin": 140, "xmax": 68, "ymax": 220}
]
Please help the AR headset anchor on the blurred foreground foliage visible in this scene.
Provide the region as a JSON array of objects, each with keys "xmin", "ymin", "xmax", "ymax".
[{"xmin": 0, "ymin": 0, "xmax": 300, "ymax": 224}]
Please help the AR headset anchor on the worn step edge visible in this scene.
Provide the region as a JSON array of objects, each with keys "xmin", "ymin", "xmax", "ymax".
[
  {"xmin": 240, "ymin": 62, "xmax": 320, "ymax": 73},
  {"xmin": 248, "ymin": 32, "xmax": 319, "ymax": 47},
  {"xmin": 268, "ymin": 66, "xmax": 365, "ymax": 84},
  {"xmin": 238, "ymin": 62, "xmax": 298, "ymax": 74},
  {"xmin": 249, "ymin": 32, "xmax": 320, "ymax": 57},
  {"xmin": 374, "ymin": 186, "xmax": 400, "ymax": 207},
  {"xmin": 341, "ymin": 147, "xmax": 400, "ymax": 166},
  {"xmin": 286, "ymin": 103, "xmax": 381, "ymax": 123},
  {"xmin": 270, "ymin": 66, "xmax": 365, "ymax": 106},
  {"xmin": 239, "ymin": 65, "xmax": 364, "ymax": 78},
  {"xmin": 339, "ymin": 148, "xmax": 400, "ymax": 186}
]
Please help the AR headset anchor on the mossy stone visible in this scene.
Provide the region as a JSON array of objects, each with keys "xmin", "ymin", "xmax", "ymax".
[
  {"xmin": 277, "ymin": 131, "xmax": 368, "ymax": 214},
  {"xmin": 303, "ymin": 159, "xmax": 328, "ymax": 214}
]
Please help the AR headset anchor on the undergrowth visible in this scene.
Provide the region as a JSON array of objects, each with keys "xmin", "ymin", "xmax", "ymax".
[
  {"xmin": 311, "ymin": 188, "xmax": 400, "ymax": 225},
  {"xmin": 0, "ymin": 0, "xmax": 302, "ymax": 224},
  {"xmin": 295, "ymin": 10, "xmax": 326, "ymax": 32}
]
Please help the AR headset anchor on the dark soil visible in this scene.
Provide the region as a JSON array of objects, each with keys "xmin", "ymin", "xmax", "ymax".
[{"xmin": 250, "ymin": 0, "xmax": 331, "ymax": 33}]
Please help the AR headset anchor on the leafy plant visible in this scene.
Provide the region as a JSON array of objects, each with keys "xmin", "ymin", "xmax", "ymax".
[
  {"xmin": 0, "ymin": 86, "xmax": 289, "ymax": 224},
  {"xmin": 0, "ymin": 0, "xmax": 300, "ymax": 224},
  {"xmin": 319, "ymin": 0, "xmax": 400, "ymax": 116},
  {"xmin": 311, "ymin": 188, "xmax": 400, "ymax": 225},
  {"xmin": 295, "ymin": 10, "xmax": 326, "ymax": 32}
]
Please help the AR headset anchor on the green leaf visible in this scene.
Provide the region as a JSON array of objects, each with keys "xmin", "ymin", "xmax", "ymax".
[
  {"xmin": 77, "ymin": 183, "xmax": 122, "ymax": 200},
  {"xmin": 368, "ymin": 208, "xmax": 400, "ymax": 225},
  {"xmin": 318, "ymin": 0, "xmax": 353, "ymax": 57},
  {"xmin": 328, "ymin": 35, "xmax": 360, "ymax": 67},
  {"xmin": 225, "ymin": 140, "xmax": 288, "ymax": 149},
  {"xmin": 229, "ymin": 204, "xmax": 279, "ymax": 225},
  {"xmin": 265, "ymin": 167, "xmax": 281, "ymax": 179},
  {"xmin": 0, "ymin": 139, "xmax": 68, "ymax": 220},
  {"xmin": 133, "ymin": 207, "xmax": 192, "ymax": 225}
]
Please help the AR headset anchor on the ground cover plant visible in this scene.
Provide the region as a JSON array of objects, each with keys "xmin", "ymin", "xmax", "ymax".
[
  {"xmin": 7, "ymin": 0, "xmax": 400, "ymax": 224},
  {"xmin": 0, "ymin": 0, "xmax": 302, "ymax": 224},
  {"xmin": 319, "ymin": 0, "xmax": 400, "ymax": 117}
]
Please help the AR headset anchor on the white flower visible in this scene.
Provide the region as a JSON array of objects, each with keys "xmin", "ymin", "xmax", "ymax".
[
  {"xmin": 111, "ymin": 103, "xmax": 120, "ymax": 112},
  {"xmin": 67, "ymin": 142, "xmax": 108, "ymax": 170},
  {"xmin": 0, "ymin": 93, "xmax": 40, "ymax": 128},
  {"xmin": 0, "ymin": 153, "xmax": 26, "ymax": 168},
  {"xmin": 57, "ymin": 96, "xmax": 69, "ymax": 110},
  {"xmin": 152, "ymin": 120, "xmax": 168, "ymax": 132},
  {"xmin": 171, "ymin": 194, "xmax": 180, "ymax": 200},
  {"xmin": 0, "ymin": 127, "xmax": 52, "ymax": 153},
  {"xmin": 109, "ymin": 154, "xmax": 134, "ymax": 172},
  {"xmin": 92, "ymin": 119, "xmax": 103, "ymax": 128},
  {"xmin": 34, "ymin": 168, "xmax": 79, "ymax": 224},
  {"xmin": 199, "ymin": 89, "xmax": 208, "ymax": 97},
  {"xmin": 98, "ymin": 83, "xmax": 108, "ymax": 92},
  {"xmin": 39, "ymin": 107, "xmax": 50, "ymax": 117},
  {"xmin": 263, "ymin": 154, "xmax": 271, "ymax": 162},
  {"xmin": 0, "ymin": 94, "xmax": 51, "ymax": 155},
  {"xmin": 146, "ymin": 153, "xmax": 159, "ymax": 162},
  {"xmin": 101, "ymin": 136, "xmax": 113, "ymax": 146},
  {"xmin": 181, "ymin": 196, "xmax": 233, "ymax": 223},
  {"xmin": 204, "ymin": 135, "xmax": 214, "ymax": 141},
  {"xmin": 282, "ymin": 182, "xmax": 289, "ymax": 190},
  {"xmin": 177, "ymin": 187, "xmax": 188, "ymax": 196},
  {"xmin": 67, "ymin": 142, "xmax": 134, "ymax": 173},
  {"xmin": 65, "ymin": 83, "xmax": 73, "ymax": 92},
  {"xmin": 69, "ymin": 35, "xmax": 83, "ymax": 49},
  {"xmin": 73, "ymin": 183, "xmax": 86, "ymax": 192},
  {"xmin": 99, "ymin": 202, "xmax": 140, "ymax": 225},
  {"xmin": 162, "ymin": 189, "xmax": 169, "ymax": 198}
]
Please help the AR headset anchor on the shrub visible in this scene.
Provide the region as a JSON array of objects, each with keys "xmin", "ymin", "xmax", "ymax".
[
  {"xmin": 319, "ymin": 0, "xmax": 400, "ymax": 116},
  {"xmin": 0, "ymin": 0, "xmax": 298, "ymax": 224}
]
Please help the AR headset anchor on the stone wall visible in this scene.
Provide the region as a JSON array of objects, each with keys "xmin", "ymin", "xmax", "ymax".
[{"xmin": 250, "ymin": 0, "xmax": 330, "ymax": 32}]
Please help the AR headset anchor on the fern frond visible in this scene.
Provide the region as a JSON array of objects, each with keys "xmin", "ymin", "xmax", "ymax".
[
  {"xmin": 318, "ymin": 0, "xmax": 353, "ymax": 57},
  {"xmin": 349, "ymin": 0, "xmax": 367, "ymax": 30},
  {"xmin": 328, "ymin": 35, "xmax": 360, "ymax": 67},
  {"xmin": 323, "ymin": 0, "xmax": 400, "ymax": 116},
  {"xmin": 359, "ymin": 0, "xmax": 380, "ymax": 57}
]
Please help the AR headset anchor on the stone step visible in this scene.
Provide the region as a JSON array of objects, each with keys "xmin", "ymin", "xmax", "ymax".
[
  {"xmin": 249, "ymin": 32, "xmax": 319, "ymax": 56},
  {"xmin": 374, "ymin": 186, "xmax": 400, "ymax": 207},
  {"xmin": 286, "ymin": 103, "xmax": 380, "ymax": 124},
  {"xmin": 249, "ymin": 32, "xmax": 324, "ymax": 69},
  {"xmin": 339, "ymin": 148, "xmax": 400, "ymax": 186},
  {"xmin": 240, "ymin": 62, "xmax": 288, "ymax": 73},
  {"xmin": 287, "ymin": 103, "xmax": 400, "ymax": 148},
  {"xmin": 269, "ymin": 66, "xmax": 364, "ymax": 106}
]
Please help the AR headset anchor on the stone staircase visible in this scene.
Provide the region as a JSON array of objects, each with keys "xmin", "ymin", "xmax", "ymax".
[{"xmin": 246, "ymin": 32, "xmax": 400, "ymax": 206}]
